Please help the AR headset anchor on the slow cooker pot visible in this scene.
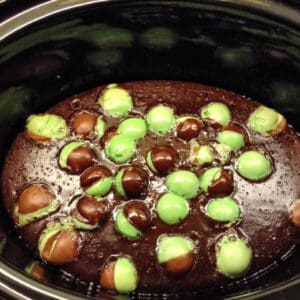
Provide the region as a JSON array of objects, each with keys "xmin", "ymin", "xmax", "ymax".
[{"xmin": 0, "ymin": 1, "xmax": 300, "ymax": 299}]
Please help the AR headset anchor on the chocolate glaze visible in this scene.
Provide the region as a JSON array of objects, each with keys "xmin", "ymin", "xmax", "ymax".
[{"xmin": 2, "ymin": 81, "xmax": 300, "ymax": 293}]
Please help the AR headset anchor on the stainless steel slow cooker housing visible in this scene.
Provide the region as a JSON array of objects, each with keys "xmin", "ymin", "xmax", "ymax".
[{"xmin": 0, "ymin": 1, "xmax": 300, "ymax": 299}]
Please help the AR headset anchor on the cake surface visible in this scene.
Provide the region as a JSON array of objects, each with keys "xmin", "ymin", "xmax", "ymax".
[{"xmin": 2, "ymin": 80, "xmax": 300, "ymax": 293}]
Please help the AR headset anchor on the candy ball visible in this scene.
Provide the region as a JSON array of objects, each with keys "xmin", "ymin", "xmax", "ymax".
[
  {"xmin": 59, "ymin": 141, "xmax": 97, "ymax": 174},
  {"xmin": 175, "ymin": 117, "xmax": 202, "ymax": 141},
  {"xmin": 105, "ymin": 135, "xmax": 136, "ymax": 164},
  {"xmin": 217, "ymin": 125, "xmax": 245, "ymax": 151},
  {"xmin": 290, "ymin": 199, "xmax": 300, "ymax": 227},
  {"xmin": 200, "ymin": 102, "xmax": 231, "ymax": 128},
  {"xmin": 25, "ymin": 261, "xmax": 50, "ymax": 282},
  {"xmin": 71, "ymin": 111, "xmax": 105, "ymax": 139},
  {"xmin": 115, "ymin": 166, "xmax": 148, "ymax": 198},
  {"xmin": 146, "ymin": 104, "xmax": 175, "ymax": 135},
  {"xmin": 26, "ymin": 113, "xmax": 67, "ymax": 141},
  {"xmin": 248, "ymin": 105, "xmax": 287, "ymax": 136},
  {"xmin": 118, "ymin": 117, "xmax": 147, "ymax": 140},
  {"xmin": 99, "ymin": 85, "xmax": 133, "ymax": 117},
  {"xmin": 157, "ymin": 235, "xmax": 194, "ymax": 275},
  {"xmin": 216, "ymin": 235, "xmax": 252, "ymax": 278},
  {"xmin": 156, "ymin": 193, "xmax": 189, "ymax": 225},
  {"xmin": 38, "ymin": 224, "xmax": 80, "ymax": 265},
  {"xmin": 100, "ymin": 127, "xmax": 118, "ymax": 147},
  {"xmin": 199, "ymin": 167, "xmax": 233, "ymax": 195},
  {"xmin": 165, "ymin": 170, "xmax": 199, "ymax": 199},
  {"xmin": 16, "ymin": 184, "xmax": 58, "ymax": 226},
  {"xmin": 115, "ymin": 201, "xmax": 151, "ymax": 239},
  {"xmin": 80, "ymin": 165, "xmax": 113, "ymax": 197},
  {"xmin": 206, "ymin": 197, "xmax": 240, "ymax": 222},
  {"xmin": 236, "ymin": 150, "xmax": 272, "ymax": 181},
  {"xmin": 189, "ymin": 142, "xmax": 215, "ymax": 167},
  {"xmin": 100, "ymin": 257, "xmax": 138, "ymax": 294},
  {"xmin": 146, "ymin": 146, "xmax": 177, "ymax": 175},
  {"xmin": 74, "ymin": 196, "xmax": 109, "ymax": 228},
  {"xmin": 213, "ymin": 143, "xmax": 232, "ymax": 165}
]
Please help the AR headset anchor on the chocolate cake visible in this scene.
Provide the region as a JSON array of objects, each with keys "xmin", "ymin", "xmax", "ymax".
[{"xmin": 2, "ymin": 80, "xmax": 300, "ymax": 294}]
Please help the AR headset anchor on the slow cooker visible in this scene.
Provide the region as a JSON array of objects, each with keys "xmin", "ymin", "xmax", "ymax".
[{"xmin": 0, "ymin": 1, "xmax": 300, "ymax": 299}]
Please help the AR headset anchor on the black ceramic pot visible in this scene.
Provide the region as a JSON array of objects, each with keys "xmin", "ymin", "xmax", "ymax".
[{"xmin": 0, "ymin": 1, "xmax": 300, "ymax": 299}]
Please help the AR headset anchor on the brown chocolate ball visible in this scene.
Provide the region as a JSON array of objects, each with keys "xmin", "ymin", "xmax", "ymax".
[
  {"xmin": 67, "ymin": 146, "xmax": 97, "ymax": 174},
  {"xmin": 290, "ymin": 199, "xmax": 300, "ymax": 227},
  {"xmin": 26, "ymin": 261, "xmax": 50, "ymax": 282},
  {"xmin": 162, "ymin": 252, "xmax": 194, "ymax": 276},
  {"xmin": 71, "ymin": 112, "xmax": 97, "ymax": 138},
  {"xmin": 41, "ymin": 230, "xmax": 80, "ymax": 265},
  {"xmin": 18, "ymin": 184, "xmax": 54, "ymax": 214},
  {"xmin": 100, "ymin": 261, "xmax": 116, "ymax": 291},
  {"xmin": 208, "ymin": 170, "xmax": 233, "ymax": 195},
  {"xmin": 176, "ymin": 118, "xmax": 202, "ymax": 141},
  {"xmin": 100, "ymin": 127, "xmax": 118, "ymax": 147},
  {"xmin": 116, "ymin": 166, "xmax": 148, "ymax": 198},
  {"xmin": 80, "ymin": 165, "xmax": 113, "ymax": 198},
  {"xmin": 123, "ymin": 201, "xmax": 151, "ymax": 232},
  {"xmin": 76, "ymin": 196, "xmax": 109, "ymax": 225},
  {"xmin": 147, "ymin": 146, "xmax": 178, "ymax": 175}
]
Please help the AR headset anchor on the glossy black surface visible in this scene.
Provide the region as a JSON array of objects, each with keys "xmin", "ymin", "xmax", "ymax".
[{"xmin": 0, "ymin": 1, "xmax": 300, "ymax": 299}]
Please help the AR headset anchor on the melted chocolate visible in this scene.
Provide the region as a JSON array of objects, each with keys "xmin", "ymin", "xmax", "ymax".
[{"xmin": 2, "ymin": 81, "xmax": 300, "ymax": 293}]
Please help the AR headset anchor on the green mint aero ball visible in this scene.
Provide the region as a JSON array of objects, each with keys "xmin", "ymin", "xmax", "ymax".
[
  {"xmin": 118, "ymin": 117, "xmax": 147, "ymax": 140},
  {"xmin": 146, "ymin": 104, "xmax": 175, "ymax": 134},
  {"xmin": 115, "ymin": 211, "xmax": 142, "ymax": 239},
  {"xmin": 206, "ymin": 197, "xmax": 240, "ymax": 222},
  {"xmin": 166, "ymin": 170, "xmax": 199, "ymax": 199},
  {"xmin": 157, "ymin": 235, "xmax": 194, "ymax": 275},
  {"xmin": 115, "ymin": 166, "xmax": 148, "ymax": 198},
  {"xmin": 189, "ymin": 142, "xmax": 215, "ymax": 167},
  {"xmin": 80, "ymin": 165, "xmax": 113, "ymax": 197},
  {"xmin": 96, "ymin": 117, "xmax": 106, "ymax": 138},
  {"xmin": 59, "ymin": 141, "xmax": 97, "ymax": 174},
  {"xmin": 199, "ymin": 167, "xmax": 221, "ymax": 193},
  {"xmin": 71, "ymin": 112, "xmax": 105, "ymax": 139},
  {"xmin": 213, "ymin": 143, "xmax": 232, "ymax": 165},
  {"xmin": 16, "ymin": 184, "xmax": 58, "ymax": 226},
  {"xmin": 199, "ymin": 167, "xmax": 233, "ymax": 195},
  {"xmin": 105, "ymin": 135, "xmax": 136, "ymax": 164},
  {"xmin": 115, "ymin": 201, "xmax": 151, "ymax": 239},
  {"xmin": 216, "ymin": 235, "xmax": 252, "ymax": 278},
  {"xmin": 217, "ymin": 125, "xmax": 245, "ymax": 151},
  {"xmin": 99, "ymin": 84, "xmax": 133, "ymax": 117},
  {"xmin": 100, "ymin": 257, "xmax": 138, "ymax": 294},
  {"xmin": 156, "ymin": 193, "xmax": 189, "ymax": 225},
  {"xmin": 236, "ymin": 150, "xmax": 272, "ymax": 181},
  {"xmin": 59, "ymin": 141, "xmax": 84, "ymax": 168},
  {"xmin": 38, "ymin": 221, "xmax": 80, "ymax": 265},
  {"xmin": 248, "ymin": 105, "xmax": 286, "ymax": 136},
  {"xmin": 200, "ymin": 102, "xmax": 231, "ymax": 128},
  {"xmin": 26, "ymin": 113, "xmax": 67, "ymax": 141}
]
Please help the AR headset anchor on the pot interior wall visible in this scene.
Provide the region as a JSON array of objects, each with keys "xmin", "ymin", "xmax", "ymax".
[{"xmin": 0, "ymin": 1, "xmax": 300, "ymax": 299}]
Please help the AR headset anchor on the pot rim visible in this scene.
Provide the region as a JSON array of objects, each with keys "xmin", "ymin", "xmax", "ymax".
[
  {"xmin": 0, "ymin": 0, "xmax": 300, "ymax": 299},
  {"xmin": 0, "ymin": 0, "xmax": 300, "ymax": 42}
]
